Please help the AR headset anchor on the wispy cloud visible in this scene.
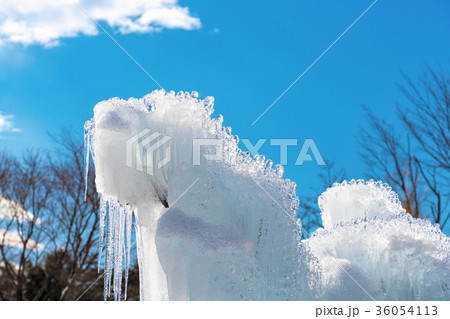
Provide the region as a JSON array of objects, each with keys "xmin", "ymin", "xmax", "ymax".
[
  {"xmin": 0, "ymin": 111, "xmax": 20, "ymax": 133},
  {"xmin": 0, "ymin": 229, "xmax": 44, "ymax": 250},
  {"xmin": 0, "ymin": 0, "xmax": 201, "ymax": 47}
]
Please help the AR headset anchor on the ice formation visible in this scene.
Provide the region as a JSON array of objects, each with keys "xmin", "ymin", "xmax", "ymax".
[
  {"xmin": 303, "ymin": 180, "xmax": 450, "ymax": 300},
  {"xmin": 85, "ymin": 90, "xmax": 450, "ymax": 301},
  {"xmin": 85, "ymin": 90, "xmax": 302, "ymax": 300}
]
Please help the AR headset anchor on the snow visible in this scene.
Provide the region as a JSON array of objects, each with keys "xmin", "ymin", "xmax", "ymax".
[
  {"xmin": 303, "ymin": 181, "xmax": 450, "ymax": 300},
  {"xmin": 85, "ymin": 90, "xmax": 450, "ymax": 301},
  {"xmin": 318, "ymin": 180, "xmax": 404, "ymax": 229}
]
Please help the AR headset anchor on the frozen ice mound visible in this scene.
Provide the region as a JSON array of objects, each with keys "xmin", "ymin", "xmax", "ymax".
[
  {"xmin": 85, "ymin": 90, "xmax": 304, "ymax": 300},
  {"xmin": 85, "ymin": 90, "xmax": 450, "ymax": 301},
  {"xmin": 303, "ymin": 180, "xmax": 450, "ymax": 300},
  {"xmin": 318, "ymin": 180, "xmax": 404, "ymax": 229}
]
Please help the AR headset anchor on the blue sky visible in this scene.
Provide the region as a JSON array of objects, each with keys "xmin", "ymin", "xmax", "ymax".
[{"xmin": 0, "ymin": 0, "xmax": 449, "ymax": 214}]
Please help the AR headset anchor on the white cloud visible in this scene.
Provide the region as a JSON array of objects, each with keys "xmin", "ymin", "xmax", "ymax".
[
  {"xmin": 0, "ymin": 196, "xmax": 39, "ymax": 224},
  {"xmin": 0, "ymin": 0, "xmax": 201, "ymax": 47},
  {"xmin": 0, "ymin": 111, "xmax": 20, "ymax": 133},
  {"xmin": 0, "ymin": 196, "xmax": 44, "ymax": 251},
  {"xmin": 0, "ymin": 229, "xmax": 44, "ymax": 250}
]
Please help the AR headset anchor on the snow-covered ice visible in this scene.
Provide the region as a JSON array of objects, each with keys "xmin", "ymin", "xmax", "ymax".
[
  {"xmin": 85, "ymin": 90, "xmax": 450, "ymax": 301},
  {"xmin": 303, "ymin": 180, "xmax": 450, "ymax": 300}
]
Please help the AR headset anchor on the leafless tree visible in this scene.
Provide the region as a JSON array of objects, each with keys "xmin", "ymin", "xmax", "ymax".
[
  {"xmin": 0, "ymin": 130, "xmax": 100, "ymax": 300},
  {"xmin": 45, "ymin": 130, "xmax": 100, "ymax": 300},
  {"xmin": 359, "ymin": 107, "xmax": 422, "ymax": 218},
  {"xmin": 397, "ymin": 65, "xmax": 450, "ymax": 170},
  {"xmin": 359, "ymin": 65, "xmax": 449, "ymax": 230},
  {"xmin": 0, "ymin": 129, "xmax": 140, "ymax": 300},
  {"xmin": 299, "ymin": 160, "xmax": 346, "ymax": 236},
  {"xmin": 0, "ymin": 150, "xmax": 52, "ymax": 300},
  {"xmin": 397, "ymin": 65, "xmax": 449, "ymax": 228}
]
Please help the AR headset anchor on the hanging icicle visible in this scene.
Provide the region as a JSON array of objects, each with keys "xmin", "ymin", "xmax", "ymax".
[{"xmin": 85, "ymin": 121, "xmax": 138, "ymax": 301}]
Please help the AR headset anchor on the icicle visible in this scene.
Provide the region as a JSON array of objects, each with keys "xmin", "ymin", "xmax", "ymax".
[
  {"xmin": 98, "ymin": 195, "xmax": 106, "ymax": 271},
  {"xmin": 113, "ymin": 204, "xmax": 121, "ymax": 300},
  {"xmin": 105, "ymin": 199, "xmax": 114, "ymax": 299},
  {"xmin": 83, "ymin": 119, "xmax": 95, "ymax": 202},
  {"xmin": 119, "ymin": 205, "xmax": 126, "ymax": 300},
  {"xmin": 83, "ymin": 122, "xmax": 90, "ymax": 201},
  {"xmin": 97, "ymin": 197, "xmax": 137, "ymax": 300},
  {"xmin": 134, "ymin": 210, "xmax": 145, "ymax": 300},
  {"xmin": 124, "ymin": 206, "xmax": 133, "ymax": 301}
]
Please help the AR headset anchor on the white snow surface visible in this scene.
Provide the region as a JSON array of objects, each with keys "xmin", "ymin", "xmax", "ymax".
[
  {"xmin": 318, "ymin": 180, "xmax": 404, "ymax": 229},
  {"xmin": 305, "ymin": 180, "xmax": 450, "ymax": 300},
  {"xmin": 85, "ymin": 90, "xmax": 450, "ymax": 301}
]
